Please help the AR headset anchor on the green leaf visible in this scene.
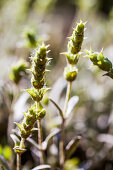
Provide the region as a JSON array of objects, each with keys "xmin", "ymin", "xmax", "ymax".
[
  {"xmin": 42, "ymin": 128, "xmax": 60, "ymax": 150},
  {"xmin": 65, "ymin": 136, "xmax": 81, "ymax": 159},
  {"xmin": 15, "ymin": 122, "xmax": 24, "ymax": 132},
  {"xmin": 49, "ymin": 98, "xmax": 64, "ymax": 120}
]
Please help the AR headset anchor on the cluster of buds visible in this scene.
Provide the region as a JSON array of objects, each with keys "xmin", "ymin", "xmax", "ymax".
[
  {"xmin": 86, "ymin": 49, "xmax": 113, "ymax": 79},
  {"xmin": 16, "ymin": 43, "xmax": 50, "ymax": 139},
  {"xmin": 63, "ymin": 20, "xmax": 85, "ymax": 82}
]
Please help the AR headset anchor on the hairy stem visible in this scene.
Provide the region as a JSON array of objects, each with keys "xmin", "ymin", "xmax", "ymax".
[
  {"xmin": 37, "ymin": 119, "xmax": 44, "ymax": 164},
  {"xmin": 17, "ymin": 138, "xmax": 25, "ymax": 170},
  {"xmin": 60, "ymin": 82, "xmax": 72, "ymax": 169}
]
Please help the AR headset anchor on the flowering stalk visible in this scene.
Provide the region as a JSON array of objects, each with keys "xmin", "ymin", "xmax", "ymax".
[
  {"xmin": 15, "ymin": 43, "xmax": 50, "ymax": 168},
  {"xmin": 61, "ymin": 20, "xmax": 85, "ymax": 169},
  {"xmin": 29, "ymin": 43, "xmax": 50, "ymax": 164}
]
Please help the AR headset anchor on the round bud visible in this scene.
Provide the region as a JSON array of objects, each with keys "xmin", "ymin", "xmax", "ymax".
[{"xmin": 64, "ymin": 65, "xmax": 78, "ymax": 82}]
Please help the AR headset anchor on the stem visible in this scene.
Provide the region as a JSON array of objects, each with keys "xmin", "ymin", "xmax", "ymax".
[
  {"xmin": 36, "ymin": 102, "xmax": 44, "ymax": 164},
  {"xmin": 17, "ymin": 153, "xmax": 21, "ymax": 170},
  {"xmin": 60, "ymin": 82, "xmax": 72, "ymax": 169},
  {"xmin": 37, "ymin": 119, "xmax": 44, "ymax": 164},
  {"xmin": 16, "ymin": 138, "xmax": 25, "ymax": 170},
  {"xmin": 64, "ymin": 82, "xmax": 72, "ymax": 115}
]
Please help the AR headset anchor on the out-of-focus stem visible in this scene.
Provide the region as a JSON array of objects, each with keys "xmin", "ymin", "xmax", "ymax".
[
  {"xmin": 16, "ymin": 138, "xmax": 25, "ymax": 170},
  {"xmin": 60, "ymin": 82, "xmax": 72, "ymax": 169}
]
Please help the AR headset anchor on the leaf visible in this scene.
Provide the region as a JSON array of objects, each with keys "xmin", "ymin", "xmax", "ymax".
[
  {"xmin": 32, "ymin": 164, "xmax": 51, "ymax": 170},
  {"xmin": 49, "ymin": 98, "xmax": 64, "ymax": 120},
  {"xmin": 14, "ymin": 122, "xmax": 24, "ymax": 133},
  {"xmin": 10, "ymin": 134, "xmax": 20, "ymax": 147},
  {"xmin": 42, "ymin": 128, "xmax": 60, "ymax": 150},
  {"xmin": 26, "ymin": 138, "xmax": 40, "ymax": 150},
  {"xmin": 65, "ymin": 136, "xmax": 81, "ymax": 159},
  {"xmin": 0, "ymin": 155, "xmax": 10, "ymax": 170},
  {"xmin": 66, "ymin": 96, "xmax": 79, "ymax": 118}
]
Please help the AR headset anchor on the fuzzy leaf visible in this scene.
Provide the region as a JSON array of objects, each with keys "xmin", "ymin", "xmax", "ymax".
[
  {"xmin": 32, "ymin": 165, "xmax": 51, "ymax": 170},
  {"xmin": 10, "ymin": 134, "xmax": 20, "ymax": 147},
  {"xmin": 66, "ymin": 96, "xmax": 79, "ymax": 118},
  {"xmin": 65, "ymin": 136, "xmax": 81, "ymax": 159},
  {"xmin": 42, "ymin": 128, "xmax": 60, "ymax": 150},
  {"xmin": 49, "ymin": 98, "xmax": 64, "ymax": 120}
]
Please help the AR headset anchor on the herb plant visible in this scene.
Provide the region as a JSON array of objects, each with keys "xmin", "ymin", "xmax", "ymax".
[{"xmin": 9, "ymin": 20, "xmax": 113, "ymax": 170}]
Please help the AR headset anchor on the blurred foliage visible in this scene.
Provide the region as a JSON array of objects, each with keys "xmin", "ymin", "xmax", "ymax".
[
  {"xmin": 64, "ymin": 158, "xmax": 79, "ymax": 170},
  {"xmin": 9, "ymin": 59, "xmax": 28, "ymax": 84},
  {"xmin": 0, "ymin": 145, "xmax": 12, "ymax": 161}
]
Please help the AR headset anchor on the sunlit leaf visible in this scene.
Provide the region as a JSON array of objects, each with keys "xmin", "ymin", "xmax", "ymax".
[
  {"xmin": 32, "ymin": 164, "xmax": 51, "ymax": 170},
  {"xmin": 66, "ymin": 96, "xmax": 79, "ymax": 118}
]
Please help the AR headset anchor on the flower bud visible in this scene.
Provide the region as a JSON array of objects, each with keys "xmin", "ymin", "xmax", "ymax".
[
  {"xmin": 85, "ymin": 49, "xmax": 98, "ymax": 65},
  {"xmin": 64, "ymin": 65, "xmax": 78, "ymax": 82}
]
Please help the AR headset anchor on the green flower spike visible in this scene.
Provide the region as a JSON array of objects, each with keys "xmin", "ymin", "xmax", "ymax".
[
  {"xmin": 9, "ymin": 59, "xmax": 28, "ymax": 84},
  {"xmin": 16, "ymin": 103, "xmax": 46, "ymax": 139},
  {"xmin": 64, "ymin": 65, "xmax": 78, "ymax": 82},
  {"xmin": 68, "ymin": 20, "xmax": 85, "ymax": 54},
  {"xmin": 30, "ymin": 43, "xmax": 50, "ymax": 89}
]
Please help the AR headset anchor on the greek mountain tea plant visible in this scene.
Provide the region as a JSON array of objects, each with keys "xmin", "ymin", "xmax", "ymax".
[{"xmin": 10, "ymin": 20, "xmax": 113, "ymax": 170}]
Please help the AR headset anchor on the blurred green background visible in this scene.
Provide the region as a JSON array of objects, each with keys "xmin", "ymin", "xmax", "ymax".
[{"xmin": 1, "ymin": 0, "xmax": 113, "ymax": 169}]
